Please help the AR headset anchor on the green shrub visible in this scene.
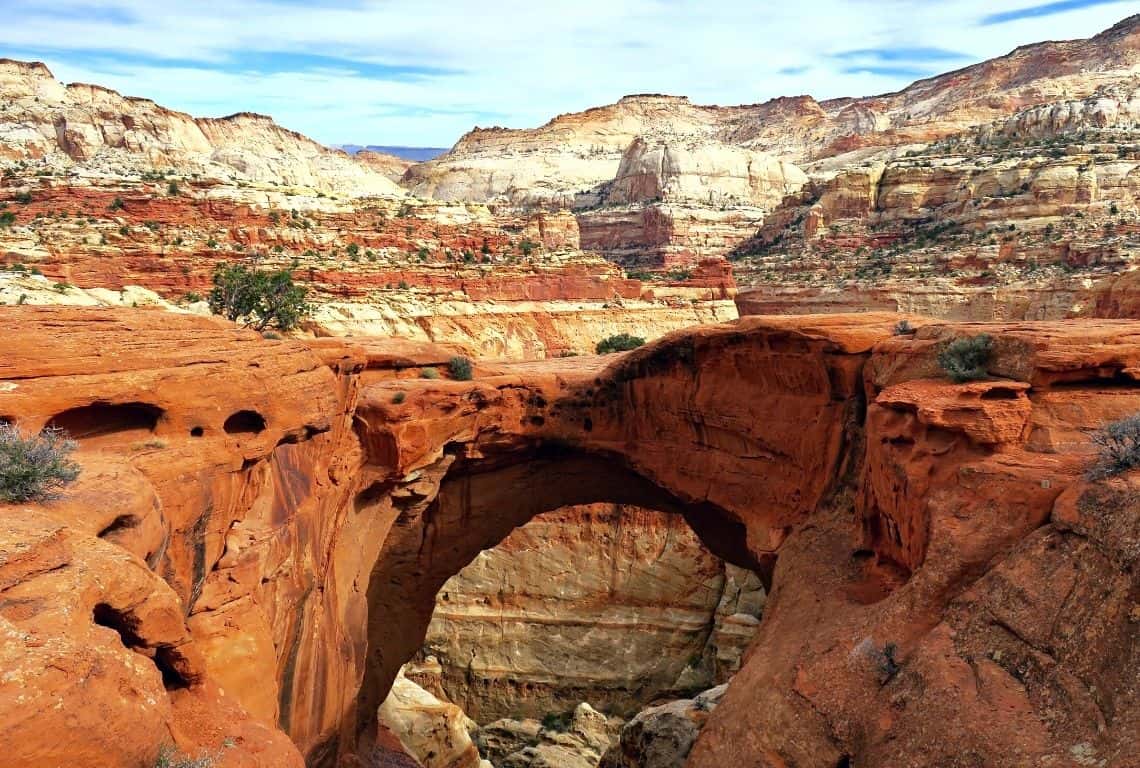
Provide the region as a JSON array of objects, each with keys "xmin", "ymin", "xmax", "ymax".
[
  {"xmin": 108, "ymin": 197, "xmax": 125, "ymax": 211},
  {"xmin": 391, "ymin": 391, "xmax": 406, "ymax": 404},
  {"xmin": 0, "ymin": 211, "xmax": 14, "ymax": 227},
  {"xmin": 893, "ymin": 319, "xmax": 914, "ymax": 336},
  {"xmin": 937, "ymin": 334, "xmax": 992, "ymax": 383},
  {"xmin": 448, "ymin": 356, "xmax": 473, "ymax": 381},
  {"xmin": 541, "ymin": 712, "xmax": 569, "ymax": 733},
  {"xmin": 14, "ymin": 191, "xmax": 32, "ymax": 204},
  {"xmin": 420, "ymin": 367, "xmax": 439, "ymax": 380},
  {"xmin": 208, "ymin": 263, "xmax": 309, "ymax": 331},
  {"xmin": 1090, "ymin": 414, "xmax": 1140, "ymax": 477},
  {"xmin": 596, "ymin": 333, "xmax": 646, "ymax": 354},
  {"xmin": 0, "ymin": 423, "xmax": 81, "ymax": 503},
  {"xmin": 154, "ymin": 745, "xmax": 214, "ymax": 768},
  {"xmin": 166, "ymin": 181, "xmax": 180, "ymax": 196}
]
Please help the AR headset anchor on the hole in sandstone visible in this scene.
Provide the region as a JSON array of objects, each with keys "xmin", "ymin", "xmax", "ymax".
[
  {"xmin": 852, "ymin": 549, "xmax": 874, "ymax": 561},
  {"xmin": 189, "ymin": 426, "xmax": 205, "ymax": 437},
  {"xmin": 276, "ymin": 424, "xmax": 327, "ymax": 447},
  {"xmin": 583, "ymin": 416, "xmax": 593, "ymax": 432},
  {"xmin": 529, "ymin": 415, "xmax": 545, "ymax": 427},
  {"xmin": 836, "ymin": 756, "xmax": 852, "ymax": 768},
  {"xmin": 46, "ymin": 401, "xmax": 163, "ymax": 442},
  {"xmin": 884, "ymin": 435, "xmax": 914, "ymax": 446},
  {"xmin": 92, "ymin": 603, "xmax": 190, "ymax": 690},
  {"xmin": 97, "ymin": 514, "xmax": 139, "ymax": 538},
  {"xmin": 980, "ymin": 387, "xmax": 1021, "ymax": 400},
  {"xmin": 154, "ymin": 646, "xmax": 191, "ymax": 691},
  {"xmin": 224, "ymin": 409, "xmax": 266, "ymax": 435}
]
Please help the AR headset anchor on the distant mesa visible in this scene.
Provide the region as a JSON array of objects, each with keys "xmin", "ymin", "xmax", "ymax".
[{"xmin": 337, "ymin": 145, "xmax": 450, "ymax": 161}]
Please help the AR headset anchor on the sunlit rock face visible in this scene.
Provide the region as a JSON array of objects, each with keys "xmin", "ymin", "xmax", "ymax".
[
  {"xmin": 413, "ymin": 504, "xmax": 765, "ymax": 723},
  {"xmin": 0, "ymin": 59, "xmax": 402, "ymax": 197}
]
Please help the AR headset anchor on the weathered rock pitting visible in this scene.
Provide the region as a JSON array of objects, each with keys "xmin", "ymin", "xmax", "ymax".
[{"xmin": 3, "ymin": 308, "xmax": 1139, "ymax": 768}]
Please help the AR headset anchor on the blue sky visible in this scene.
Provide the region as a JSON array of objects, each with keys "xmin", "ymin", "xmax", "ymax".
[{"xmin": 1, "ymin": 0, "xmax": 1135, "ymax": 147}]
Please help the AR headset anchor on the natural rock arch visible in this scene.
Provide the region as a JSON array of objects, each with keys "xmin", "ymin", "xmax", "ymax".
[
  {"xmin": 337, "ymin": 314, "xmax": 885, "ymax": 763},
  {"xmin": 350, "ymin": 449, "xmax": 761, "ymax": 756}
]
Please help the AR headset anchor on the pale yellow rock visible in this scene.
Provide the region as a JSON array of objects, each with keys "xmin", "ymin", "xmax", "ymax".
[
  {"xmin": 379, "ymin": 670, "xmax": 491, "ymax": 768},
  {"xmin": 420, "ymin": 506, "xmax": 764, "ymax": 722}
]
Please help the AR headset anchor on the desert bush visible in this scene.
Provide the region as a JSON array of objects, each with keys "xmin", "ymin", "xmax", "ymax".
[
  {"xmin": 154, "ymin": 745, "xmax": 214, "ymax": 768},
  {"xmin": 0, "ymin": 211, "xmax": 14, "ymax": 227},
  {"xmin": 448, "ymin": 356, "xmax": 473, "ymax": 381},
  {"xmin": 937, "ymin": 334, "xmax": 992, "ymax": 383},
  {"xmin": 420, "ymin": 367, "xmax": 439, "ymax": 380},
  {"xmin": 854, "ymin": 637, "xmax": 901, "ymax": 685},
  {"xmin": 893, "ymin": 319, "xmax": 914, "ymax": 335},
  {"xmin": 391, "ymin": 391, "xmax": 407, "ymax": 404},
  {"xmin": 209, "ymin": 263, "xmax": 309, "ymax": 331},
  {"xmin": 1090, "ymin": 414, "xmax": 1140, "ymax": 477},
  {"xmin": 596, "ymin": 334, "xmax": 646, "ymax": 354},
  {"xmin": 0, "ymin": 423, "xmax": 81, "ymax": 503},
  {"xmin": 541, "ymin": 712, "xmax": 569, "ymax": 733}
]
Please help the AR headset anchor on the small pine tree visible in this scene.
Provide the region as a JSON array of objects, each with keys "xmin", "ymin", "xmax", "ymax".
[
  {"xmin": 448, "ymin": 356, "xmax": 473, "ymax": 381},
  {"xmin": 596, "ymin": 334, "xmax": 646, "ymax": 354}
]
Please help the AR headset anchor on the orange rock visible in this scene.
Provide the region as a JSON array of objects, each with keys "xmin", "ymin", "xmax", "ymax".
[{"xmin": 4, "ymin": 307, "xmax": 1140, "ymax": 768}]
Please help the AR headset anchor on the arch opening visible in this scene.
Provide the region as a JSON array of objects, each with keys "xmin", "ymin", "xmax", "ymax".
[{"xmin": 346, "ymin": 445, "xmax": 764, "ymax": 764}]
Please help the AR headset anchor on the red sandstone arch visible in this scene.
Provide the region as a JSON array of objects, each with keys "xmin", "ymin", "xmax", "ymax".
[{"xmin": 334, "ymin": 315, "xmax": 887, "ymax": 764}]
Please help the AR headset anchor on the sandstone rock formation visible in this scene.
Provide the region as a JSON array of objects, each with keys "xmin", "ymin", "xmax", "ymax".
[
  {"xmin": 733, "ymin": 123, "xmax": 1140, "ymax": 320},
  {"xmin": 477, "ymin": 702, "xmax": 623, "ymax": 768},
  {"xmin": 0, "ymin": 59, "xmax": 401, "ymax": 197},
  {"xmin": 408, "ymin": 18, "xmax": 1140, "ymax": 207},
  {"xmin": 0, "ymin": 163, "xmax": 736, "ymax": 357},
  {"xmin": 415, "ymin": 504, "xmax": 764, "ymax": 723},
  {"xmin": 599, "ymin": 685, "xmax": 727, "ymax": 768},
  {"xmin": 378, "ymin": 670, "xmax": 490, "ymax": 768},
  {"xmin": 3, "ymin": 307, "xmax": 1140, "ymax": 768},
  {"xmin": 401, "ymin": 17, "xmax": 1140, "ymax": 277}
]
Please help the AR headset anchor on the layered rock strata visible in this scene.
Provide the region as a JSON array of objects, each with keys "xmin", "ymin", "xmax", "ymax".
[{"xmin": 416, "ymin": 504, "xmax": 764, "ymax": 723}]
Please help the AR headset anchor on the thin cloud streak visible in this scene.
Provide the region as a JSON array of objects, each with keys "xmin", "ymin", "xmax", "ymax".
[
  {"xmin": 980, "ymin": 0, "xmax": 1130, "ymax": 25},
  {"xmin": 0, "ymin": 1, "xmax": 1133, "ymax": 146}
]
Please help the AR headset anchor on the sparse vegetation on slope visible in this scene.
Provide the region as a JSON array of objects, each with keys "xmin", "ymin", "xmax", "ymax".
[
  {"xmin": 0, "ymin": 423, "xmax": 81, "ymax": 502},
  {"xmin": 938, "ymin": 334, "xmax": 993, "ymax": 383},
  {"xmin": 596, "ymin": 334, "xmax": 646, "ymax": 354}
]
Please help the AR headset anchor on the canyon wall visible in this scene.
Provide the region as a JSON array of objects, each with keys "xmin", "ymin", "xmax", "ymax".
[
  {"xmin": 414, "ymin": 504, "xmax": 763, "ymax": 723},
  {"xmin": 0, "ymin": 59, "xmax": 400, "ymax": 197},
  {"xmin": 407, "ymin": 17, "xmax": 1140, "ymax": 206},
  {"xmin": 0, "ymin": 172, "xmax": 737, "ymax": 358}
]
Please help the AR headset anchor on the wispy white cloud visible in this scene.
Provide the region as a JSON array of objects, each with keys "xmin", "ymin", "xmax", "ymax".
[{"xmin": 0, "ymin": 0, "xmax": 1133, "ymax": 146}]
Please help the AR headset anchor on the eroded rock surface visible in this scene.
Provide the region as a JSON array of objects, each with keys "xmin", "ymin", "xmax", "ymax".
[{"xmin": 3, "ymin": 307, "xmax": 1140, "ymax": 768}]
